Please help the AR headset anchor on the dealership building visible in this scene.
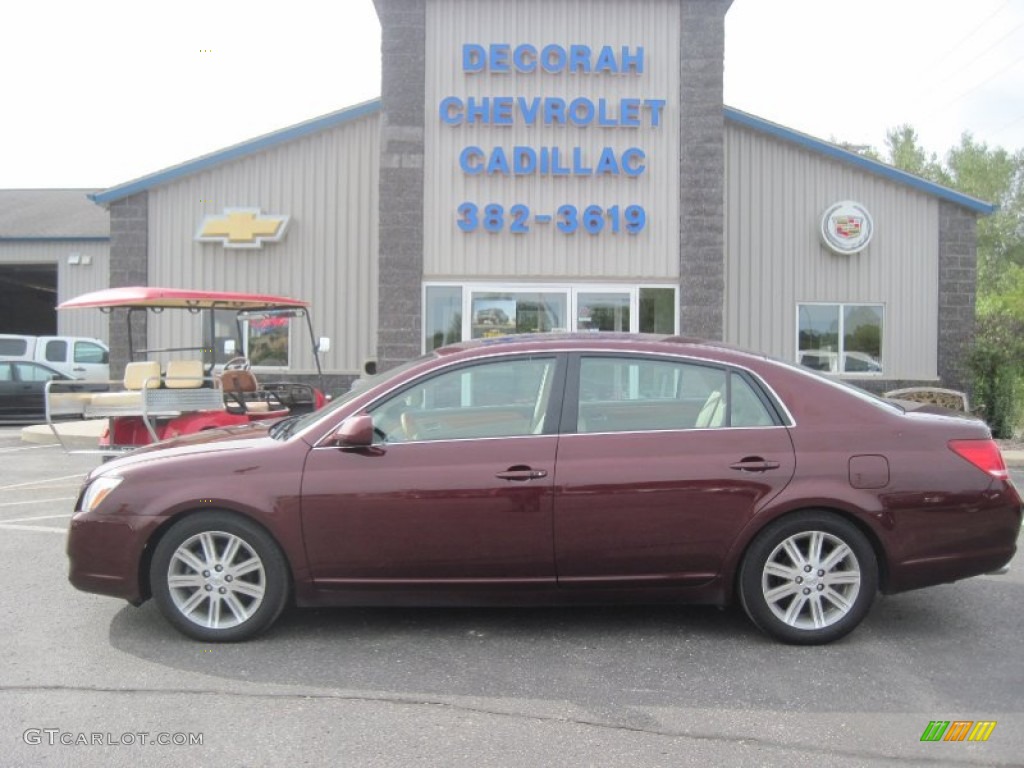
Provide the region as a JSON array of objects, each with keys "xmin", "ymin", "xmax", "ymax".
[{"xmin": 1, "ymin": 0, "xmax": 995, "ymax": 394}]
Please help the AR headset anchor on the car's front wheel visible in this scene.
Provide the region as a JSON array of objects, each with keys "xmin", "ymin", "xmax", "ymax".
[
  {"xmin": 738, "ymin": 511, "xmax": 878, "ymax": 645},
  {"xmin": 150, "ymin": 511, "xmax": 290, "ymax": 642}
]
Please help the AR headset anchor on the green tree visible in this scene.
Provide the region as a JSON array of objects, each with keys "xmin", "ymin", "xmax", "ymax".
[
  {"xmin": 883, "ymin": 128, "xmax": 1024, "ymax": 436},
  {"xmin": 885, "ymin": 125, "xmax": 945, "ymax": 182}
]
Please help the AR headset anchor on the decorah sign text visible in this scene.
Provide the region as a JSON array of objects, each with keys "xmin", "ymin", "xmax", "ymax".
[{"xmin": 442, "ymin": 43, "xmax": 664, "ymax": 236}]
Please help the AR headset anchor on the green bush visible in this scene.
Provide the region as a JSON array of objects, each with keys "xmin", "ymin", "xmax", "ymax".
[{"xmin": 969, "ymin": 313, "xmax": 1024, "ymax": 438}]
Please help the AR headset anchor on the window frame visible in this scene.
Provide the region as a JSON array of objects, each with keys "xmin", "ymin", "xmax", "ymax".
[
  {"xmin": 73, "ymin": 341, "xmax": 108, "ymax": 365},
  {"xmin": 563, "ymin": 352, "xmax": 787, "ymax": 435},
  {"xmin": 366, "ymin": 353, "xmax": 568, "ymax": 444},
  {"xmin": 241, "ymin": 316, "xmax": 292, "ymax": 371},
  {"xmin": 422, "ymin": 282, "xmax": 680, "ymax": 352}
]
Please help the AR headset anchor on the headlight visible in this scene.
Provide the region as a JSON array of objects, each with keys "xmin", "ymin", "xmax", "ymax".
[{"xmin": 80, "ymin": 476, "xmax": 123, "ymax": 514}]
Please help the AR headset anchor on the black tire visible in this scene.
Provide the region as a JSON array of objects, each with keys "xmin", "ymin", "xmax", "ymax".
[
  {"xmin": 738, "ymin": 511, "xmax": 878, "ymax": 645},
  {"xmin": 149, "ymin": 511, "xmax": 290, "ymax": 642}
]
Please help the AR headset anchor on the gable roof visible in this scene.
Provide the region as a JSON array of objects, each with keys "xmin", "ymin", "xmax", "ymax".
[
  {"xmin": 90, "ymin": 99, "xmax": 381, "ymax": 206},
  {"xmin": 724, "ymin": 107, "xmax": 996, "ymax": 215},
  {"xmin": 88, "ymin": 98, "xmax": 994, "ymax": 215},
  {"xmin": 0, "ymin": 189, "xmax": 109, "ymax": 239}
]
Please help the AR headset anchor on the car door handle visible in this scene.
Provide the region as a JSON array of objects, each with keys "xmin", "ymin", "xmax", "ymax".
[
  {"xmin": 495, "ymin": 466, "xmax": 548, "ymax": 481},
  {"xmin": 729, "ymin": 457, "xmax": 781, "ymax": 472}
]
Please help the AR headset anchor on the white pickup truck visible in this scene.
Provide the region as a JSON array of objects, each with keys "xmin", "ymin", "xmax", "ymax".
[{"xmin": 0, "ymin": 334, "xmax": 109, "ymax": 380}]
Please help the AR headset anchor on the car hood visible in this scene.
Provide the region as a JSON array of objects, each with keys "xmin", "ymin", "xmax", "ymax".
[{"xmin": 93, "ymin": 423, "xmax": 275, "ymax": 476}]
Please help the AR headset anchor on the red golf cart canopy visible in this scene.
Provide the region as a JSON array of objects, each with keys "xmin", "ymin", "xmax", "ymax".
[{"xmin": 58, "ymin": 286, "xmax": 310, "ymax": 311}]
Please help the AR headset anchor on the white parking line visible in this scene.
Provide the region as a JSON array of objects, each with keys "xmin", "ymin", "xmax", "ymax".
[
  {"xmin": 0, "ymin": 513, "xmax": 73, "ymax": 523},
  {"xmin": 0, "ymin": 498, "xmax": 75, "ymax": 509},
  {"xmin": 0, "ymin": 474, "xmax": 86, "ymax": 492},
  {"xmin": 0, "ymin": 523, "xmax": 67, "ymax": 534},
  {"xmin": 0, "ymin": 443, "xmax": 61, "ymax": 454}
]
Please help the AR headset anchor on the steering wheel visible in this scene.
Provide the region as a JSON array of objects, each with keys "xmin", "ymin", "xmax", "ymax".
[{"xmin": 224, "ymin": 356, "xmax": 251, "ymax": 371}]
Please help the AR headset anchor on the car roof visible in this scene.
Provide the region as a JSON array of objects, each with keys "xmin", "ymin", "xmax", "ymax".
[{"xmin": 434, "ymin": 333, "xmax": 774, "ymax": 366}]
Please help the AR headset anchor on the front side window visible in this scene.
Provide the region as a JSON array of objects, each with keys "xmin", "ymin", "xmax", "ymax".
[
  {"xmin": 370, "ymin": 357, "xmax": 558, "ymax": 442},
  {"xmin": 44, "ymin": 340, "xmax": 67, "ymax": 363},
  {"xmin": 797, "ymin": 303, "xmax": 882, "ymax": 374},
  {"xmin": 74, "ymin": 341, "xmax": 107, "ymax": 364}
]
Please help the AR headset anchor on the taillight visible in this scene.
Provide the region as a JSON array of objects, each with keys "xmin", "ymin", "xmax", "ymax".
[{"xmin": 948, "ymin": 439, "xmax": 1009, "ymax": 479}]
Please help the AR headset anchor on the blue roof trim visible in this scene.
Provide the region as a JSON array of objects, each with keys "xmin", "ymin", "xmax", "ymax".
[
  {"xmin": 91, "ymin": 99, "xmax": 382, "ymax": 205},
  {"xmin": 0, "ymin": 236, "xmax": 110, "ymax": 242},
  {"xmin": 723, "ymin": 107, "xmax": 996, "ymax": 215}
]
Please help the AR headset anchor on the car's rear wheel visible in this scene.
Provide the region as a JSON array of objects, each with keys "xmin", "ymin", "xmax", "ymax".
[
  {"xmin": 738, "ymin": 511, "xmax": 877, "ymax": 645},
  {"xmin": 150, "ymin": 512, "xmax": 289, "ymax": 642}
]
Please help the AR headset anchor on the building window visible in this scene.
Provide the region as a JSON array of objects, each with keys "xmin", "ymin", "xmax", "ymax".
[
  {"xmin": 425, "ymin": 285, "xmax": 463, "ymax": 352},
  {"xmin": 639, "ymin": 287, "xmax": 676, "ymax": 334},
  {"xmin": 797, "ymin": 303, "xmax": 883, "ymax": 374},
  {"xmin": 423, "ymin": 283, "xmax": 678, "ymax": 351},
  {"xmin": 470, "ymin": 290, "xmax": 567, "ymax": 339}
]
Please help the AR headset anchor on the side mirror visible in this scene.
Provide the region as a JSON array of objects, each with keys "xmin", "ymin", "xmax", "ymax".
[
  {"xmin": 331, "ymin": 413, "xmax": 374, "ymax": 447},
  {"xmin": 317, "ymin": 337, "xmax": 331, "ymax": 353}
]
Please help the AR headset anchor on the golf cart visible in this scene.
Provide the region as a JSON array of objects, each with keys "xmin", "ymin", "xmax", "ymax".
[{"xmin": 46, "ymin": 286, "xmax": 330, "ymax": 456}]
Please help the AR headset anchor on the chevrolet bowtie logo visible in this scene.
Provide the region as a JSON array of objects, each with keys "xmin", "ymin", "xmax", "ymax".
[{"xmin": 196, "ymin": 208, "xmax": 290, "ymax": 249}]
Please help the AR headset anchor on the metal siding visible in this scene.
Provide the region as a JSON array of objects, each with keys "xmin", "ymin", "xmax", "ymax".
[
  {"xmin": 724, "ymin": 123, "xmax": 939, "ymax": 381},
  {"xmin": 425, "ymin": 0, "xmax": 679, "ymax": 280},
  {"xmin": 0, "ymin": 241, "xmax": 110, "ymax": 340},
  {"xmin": 147, "ymin": 115, "xmax": 380, "ymax": 374}
]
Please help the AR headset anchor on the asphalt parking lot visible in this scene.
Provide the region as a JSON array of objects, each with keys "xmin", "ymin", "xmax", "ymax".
[{"xmin": 1, "ymin": 425, "xmax": 1022, "ymax": 767}]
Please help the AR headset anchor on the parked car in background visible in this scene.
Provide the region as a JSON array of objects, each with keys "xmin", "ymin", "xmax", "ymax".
[
  {"xmin": 799, "ymin": 349, "xmax": 882, "ymax": 374},
  {"xmin": 0, "ymin": 334, "xmax": 109, "ymax": 381},
  {"xmin": 0, "ymin": 361, "xmax": 107, "ymax": 421},
  {"xmin": 67, "ymin": 334, "xmax": 1020, "ymax": 645}
]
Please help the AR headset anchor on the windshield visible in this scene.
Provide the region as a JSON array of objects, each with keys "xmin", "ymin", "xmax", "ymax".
[{"xmin": 277, "ymin": 353, "xmax": 438, "ymax": 440}]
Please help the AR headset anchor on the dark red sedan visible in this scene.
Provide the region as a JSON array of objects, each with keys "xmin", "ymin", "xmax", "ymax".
[{"xmin": 67, "ymin": 335, "xmax": 1021, "ymax": 644}]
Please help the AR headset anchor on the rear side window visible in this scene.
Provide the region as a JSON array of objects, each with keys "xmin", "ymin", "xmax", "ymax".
[
  {"xmin": 0, "ymin": 363, "xmax": 12, "ymax": 381},
  {"xmin": 575, "ymin": 356, "xmax": 778, "ymax": 433},
  {"xmin": 730, "ymin": 372, "xmax": 776, "ymax": 427},
  {"xmin": 74, "ymin": 341, "xmax": 107, "ymax": 364},
  {"xmin": 0, "ymin": 339, "xmax": 28, "ymax": 356},
  {"xmin": 45, "ymin": 340, "xmax": 67, "ymax": 362},
  {"xmin": 15, "ymin": 363, "xmax": 58, "ymax": 382}
]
